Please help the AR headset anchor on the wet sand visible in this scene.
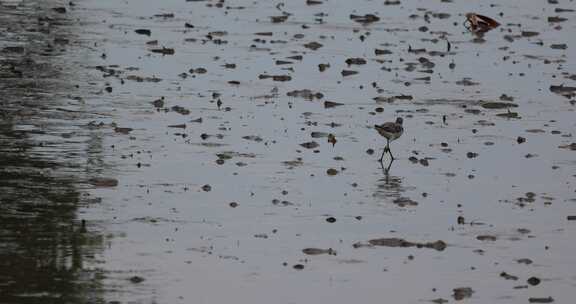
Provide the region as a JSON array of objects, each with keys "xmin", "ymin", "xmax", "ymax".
[{"xmin": 1, "ymin": 0, "xmax": 575, "ymax": 303}]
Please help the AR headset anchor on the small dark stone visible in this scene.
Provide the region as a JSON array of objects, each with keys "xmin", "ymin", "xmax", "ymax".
[
  {"xmin": 300, "ymin": 141, "xmax": 319, "ymax": 149},
  {"xmin": 375, "ymin": 48, "xmax": 392, "ymax": 55},
  {"xmin": 341, "ymin": 70, "xmax": 359, "ymax": 77},
  {"xmin": 303, "ymin": 41, "xmax": 323, "ymax": 50},
  {"xmin": 135, "ymin": 29, "xmax": 152, "ymax": 36},
  {"xmin": 481, "ymin": 101, "xmax": 518, "ymax": 109},
  {"xmin": 129, "ymin": 276, "xmax": 145, "ymax": 283},
  {"xmin": 318, "ymin": 63, "xmax": 330, "ymax": 72},
  {"xmin": 350, "ymin": 14, "xmax": 380, "ymax": 24},
  {"xmin": 500, "ymin": 272, "xmax": 518, "ymax": 280},
  {"xmin": 528, "ymin": 297, "xmax": 553, "ymax": 303},
  {"xmin": 517, "ymin": 258, "xmax": 533, "ymax": 265},
  {"xmin": 326, "ymin": 168, "xmax": 339, "ymax": 176},
  {"xmin": 293, "ymin": 264, "xmax": 305, "ymax": 270},
  {"xmin": 452, "ymin": 287, "xmax": 474, "ymax": 301},
  {"xmin": 150, "ymin": 47, "xmax": 175, "ymax": 55},
  {"xmin": 171, "ymin": 105, "xmax": 191, "ymax": 115},
  {"xmin": 326, "ymin": 217, "xmax": 336, "ymax": 223},
  {"xmin": 152, "ymin": 97, "xmax": 165, "ymax": 108},
  {"xmin": 52, "ymin": 7, "xmax": 67, "ymax": 13},
  {"xmin": 271, "ymin": 15, "xmax": 289, "ymax": 23},
  {"xmin": 466, "ymin": 152, "xmax": 478, "ymax": 158},
  {"xmin": 324, "ymin": 101, "xmax": 343, "ymax": 108},
  {"xmin": 527, "ymin": 277, "xmax": 541, "ymax": 286},
  {"xmin": 345, "ymin": 58, "xmax": 367, "ymax": 65},
  {"xmin": 302, "ymin": 248, "xmax": 335, "ymax": 255},
  {"xmin": 477, "ymin": 235, "xmax": 497, "ymax": 241}
]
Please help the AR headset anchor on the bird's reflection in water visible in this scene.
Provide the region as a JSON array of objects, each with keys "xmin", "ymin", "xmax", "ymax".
[
  {"xmin": 374, "ymin": 159, "xmax": 415, "ymax": 202},
  {"xmin": 380, "ymin": 158, "xmax": 394, "ymax": 176}
]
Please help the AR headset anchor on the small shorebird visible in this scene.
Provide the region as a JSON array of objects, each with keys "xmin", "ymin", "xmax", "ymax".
[{"xmin": 374, "ymin": 117, "xmax": 404, "ymax": 162}]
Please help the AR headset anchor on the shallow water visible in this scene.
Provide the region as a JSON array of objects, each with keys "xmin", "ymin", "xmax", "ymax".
[{"xmin": 1, "ymin": 0, "xmax": 575, "ymax": 303}]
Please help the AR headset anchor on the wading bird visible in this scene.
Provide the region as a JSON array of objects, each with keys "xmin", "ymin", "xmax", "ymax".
[{"xmin": 374, "ymin": 117, "xmax": 404, "ymax": 162}]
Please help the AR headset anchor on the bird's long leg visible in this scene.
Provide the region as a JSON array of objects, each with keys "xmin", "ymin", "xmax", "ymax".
[
  {"xmin": 379, "ymin": 146, "xmax": 386, "ymax": 163},
  {"xmin": 387, "ymin": 142, "xmax": 395, "ymax": 160},
  {"xmin": 379, "ymin": 139, "xmax": 390, "ymax": 162}
]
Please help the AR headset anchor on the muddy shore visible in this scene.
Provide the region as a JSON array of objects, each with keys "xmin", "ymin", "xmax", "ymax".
[{"xmin": 1, "ymin": 0, "xmax": 575, "ymax": 303}]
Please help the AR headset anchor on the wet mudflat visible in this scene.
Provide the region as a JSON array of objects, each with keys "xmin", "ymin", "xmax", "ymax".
[{"xmin": 1, "ymin": 0, "xmax": 575, "ymax": 303}]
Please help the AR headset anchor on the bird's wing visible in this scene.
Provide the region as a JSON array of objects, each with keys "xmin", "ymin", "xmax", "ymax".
[{"xmin": 376, "ymin": 122, "xmax": 403, "ymax": 133}]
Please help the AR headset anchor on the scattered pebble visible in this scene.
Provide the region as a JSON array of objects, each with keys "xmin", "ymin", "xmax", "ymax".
[
  {"xmin": 302, "ymin": 248, "xmax": 336, "ymax": 255},
  {"xmin": 529, "ymin": 297, "xmax": 554, "ymax": 303},
  {"xmin": 326, "ymin": 168, "xmax": 339, "ymax": 176},
  {"xmin": 326, "ymin": 217, "xmax": 337, "ymax": 223},
  {"xmin": 527, "ymin": 277, "xmax": 541, "ymax": 286},
  {"xmin": 129, "ymin": 276, "xmax": 145, "ymax": 284},
  {"xmin": 452, "ymin": 287, "xmax": 474, "ymax": 300}
]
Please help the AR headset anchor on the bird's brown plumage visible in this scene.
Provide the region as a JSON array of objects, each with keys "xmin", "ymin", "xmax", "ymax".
[{"xmin": 374, "ymin": 117, "xmax": 403, "ymax": 141}]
